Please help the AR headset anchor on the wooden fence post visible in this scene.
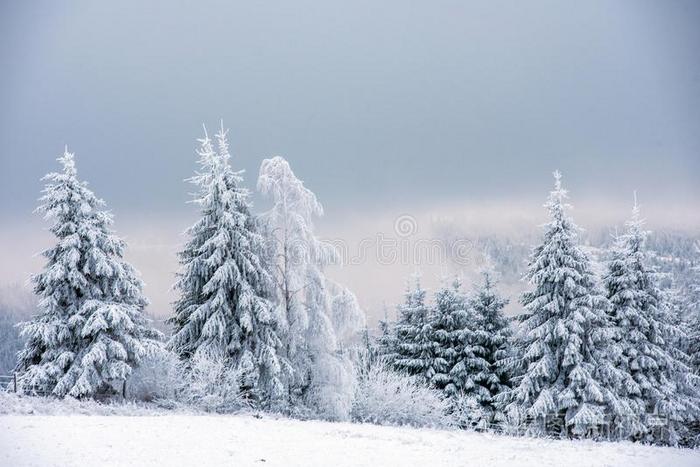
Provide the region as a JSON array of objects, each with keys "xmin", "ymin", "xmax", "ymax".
[{"xmin": 122, "ymin": 380, "xmax": 127, "ymax": 399}]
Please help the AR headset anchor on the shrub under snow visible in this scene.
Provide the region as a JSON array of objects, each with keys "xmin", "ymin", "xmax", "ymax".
[
  {"xmin": 351, "ymin": 359, "xmax": 454, "ymax": 429},
  {"xmin": 128, "ymin": 351, "xmax": 250, "ymax": 413},
  {"xmin": 174, "ymin": 353, "xmax": 250, "ymax": 413},
  {"xmin": 127, "ymin": 348, "xmax": 182, "ymax": 403}
]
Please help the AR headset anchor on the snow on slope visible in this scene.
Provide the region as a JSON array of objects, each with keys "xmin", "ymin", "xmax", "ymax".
[{"xmin": 0, "ymin": 415, "xmax": 697, "ymax": 467}]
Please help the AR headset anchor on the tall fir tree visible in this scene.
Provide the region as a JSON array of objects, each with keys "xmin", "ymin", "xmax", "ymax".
[
  {"xmin": 469, "ymin": 269, "xmax": 513, "ymax": 427},
  {"xmin": 684, "ymin": 252, "xmax": 700, "ymax": 375},
  {"xmin": 449, "ymin": 286, "xmax": 490, "ymax": 410},
  {"xmin": 603, "ymin": 197, "xmax": 700, "ymax": 445},
  {"xmin": 505, "ymin": 171, "xmax": 620, "ymax": 437},
  {"xmin": 688, "ymin": 315, "xmax": 700, "ymax": 376},
  {"xmin": 430, "ymin": 278, "xmax": 470, "ymax": 394},
  {"xmin": 16, "ymin": 148, "xmax": 161, "ymax": 398},
  {"xmin": 169, "ymin": 125, "xmax": 287, "ymax": 405},
  {"xmin": 393, "ymin": 275, "xmax": 436, "ymax": 382},
  {"xmin": 375, "ymin": 304, "xmax": 398, "ymax": 365}
]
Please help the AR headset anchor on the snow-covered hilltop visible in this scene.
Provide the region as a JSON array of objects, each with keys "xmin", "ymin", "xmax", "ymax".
[{"xmin": 1, "ymin": 413, "xmax": 697, "ymax": 467}]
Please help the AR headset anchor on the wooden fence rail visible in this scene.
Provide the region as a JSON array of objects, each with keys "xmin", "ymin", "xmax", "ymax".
[
  {"xmin": 1, "ymin": 374, "xmax": 127, "ymax": 398},
  {"xmin": 0, "ymin": 373, "xmax": 17, "ymax": 392}
]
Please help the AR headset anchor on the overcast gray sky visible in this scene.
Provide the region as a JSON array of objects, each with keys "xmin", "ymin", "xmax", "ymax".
[{"xmin": 1, "ymin": 1, "xmax": 698, "ymax": 320}]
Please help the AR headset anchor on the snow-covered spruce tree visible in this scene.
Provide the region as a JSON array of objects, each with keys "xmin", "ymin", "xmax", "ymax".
[
  {"xmin": 16, "ymin": 148, "xmax": 161, "ymax": 398},
  {"xmin": 258, "ymin": 156, "xmax": 364, "ymax": 420},
  {"xmin": 358, "ymin": 326, "xmax": 377, "ymax": 368},
  {"xmin": 504, "ymin": 171, "xmax": 621, "ymax": 438},
  {"xmin": 447, "ymin": 284, "xmax": 492, "ymax": 420},
  {"xmin": 168, "ymin": 126, "xmax": 287, "ymax": 406},
  {"xmin": 686, "ymin": 266, "xmax": 700, "ymax": 446},
  {"xmin": 468, "ymin": 269, "xmax": 513, "ymax": 427},
  {"xmin": 375, "ymin": 305, "xmax": 399, "ymax": 365},
  {"xmin": 684, "ymin": 252, "xmax": 700, "ymax": 375},
  {"xmin": 393, "ymin": 275, "xmax": 437, "ymax": 383},
  {"xmin": 603, "ymin": 198, "xmax": 700, "ymax": 445},
  {"xmin": 688, "ymin": 277, "xmax": 700, "ymax": 375},
  {"xmin": 430, "ymin": 278, "xmax": 470, "ymax": 395}
]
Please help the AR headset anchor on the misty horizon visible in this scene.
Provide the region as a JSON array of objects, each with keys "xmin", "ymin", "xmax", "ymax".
[
  {"xmin": 1, "ymin": 156, "xmax": 696, "ymax": 324},
  {"xmin": 1, "ymin": 1, "xmax": 699, "ymax": 323}
]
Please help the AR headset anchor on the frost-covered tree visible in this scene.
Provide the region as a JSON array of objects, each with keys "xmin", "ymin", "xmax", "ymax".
[
  {"xmin": 684, "ymin": 251, "xmax": 700, "ymax": 375},
  {"xmin": 430, "ymin": 278, "xmax": 469, "ymax": 394},
  {"xmin": 393, "ymin": 276, "xmax": 436, "ymax": 383},
  {"xmin": 468, "ymin": 269, "xmax": 513, "ymax": 427},
  {"xmin": 258, "ymin": 156, "xmax": 364, "ymax": 420},
  {"xmin": 688, "ymin": 286, "xmax": 700, "ymax": 375},
  {"xmin": 504, "ymin": 171, "xmax": 619, "ymax": 437},
  {"xmin": 16, "ymin": 148, "xmax": 161, "ymax": 398},
  {"xmin": 375, "ymin": 305, "xmax": 398, "ymax": 365},
  {"xmin": 330, "ymin": 285, "xmax": 366, "ymax": 355},
  {"xmin": 448, "ymin": 288, "xmax": 489, "ymax": 409},
  {"xmin": 258, "ymin": 156, "xmax": 329, "ymax": 391},
  {"xmin": 168, "ymin": 126, "xmax": 287, "ymax": 406},
  {"xmin": 603, "ymin": 198, "xmax": 700, "ymax": 445},
  {"xmin": 302, "ymin": 276, "xmax": 364, "ymax": 420}
]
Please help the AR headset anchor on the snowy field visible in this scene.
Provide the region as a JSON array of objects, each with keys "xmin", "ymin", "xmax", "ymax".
[{"xmin": 1, "ymin": 414, "xmax": 698, "ymax": 467}]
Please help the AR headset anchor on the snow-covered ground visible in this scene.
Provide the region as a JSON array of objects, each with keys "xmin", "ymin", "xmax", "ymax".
[{"xmin": 1, "ymin": 414, "xmax": 698, "ymax": 467}]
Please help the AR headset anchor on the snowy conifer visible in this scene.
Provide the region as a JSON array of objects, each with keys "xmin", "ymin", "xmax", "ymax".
[
  {"xmin": 684, "ymin": 254, "xmax": 700, "ymax": 375},
  {"xmin": 168, "ymin": 125, "xmax": 287, "ymax": 405},
  {"xmin": 603, "ymin": 197, "xmax": 700, "ymax": 444},
  {"xmin": 16, "ymin": 148, "xmax": 161, "ymax": 398},
  {"xmin": 448, "ymin": 286, "xmax": 489, "ymax": 408},
  {"xmin": 430, "ymin": 278, "xmax": 469, "ymax": 394},
  {"xmin": 469, "ymin": 269, "xmax": 513, "ymax": 426},
  {"xmin": 505, "ymin": 171, "xmax": 619, "ymax": 437},
  {"xmin": 393, "ymin": 275, "xmax": 436, "ymax": 383},
  {"xmin": 258, "ymin": 156, "xmax": 364, "ymax": 420},
  {"xmin": 376, "ymin": 305, "xmax": 398, "ymax": 365},
  {"xmin": 688, "ymin": 297, "xmax": 700, "ymax": 375}
]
